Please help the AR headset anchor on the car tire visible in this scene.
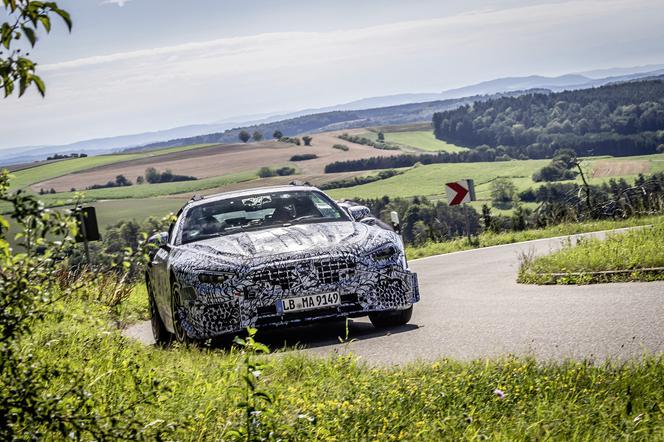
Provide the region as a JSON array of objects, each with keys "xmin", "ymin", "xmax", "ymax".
[
  {"xmin": 171, "ymin": 281, "xmax": 194, "ymax": 345},
  {"xmin": 369, "ymin": 305, "xmax": 413, "ymax": 328},
  {"xmin": 147, "ymin": 278, "xmax": 172, "ymax": 346}
]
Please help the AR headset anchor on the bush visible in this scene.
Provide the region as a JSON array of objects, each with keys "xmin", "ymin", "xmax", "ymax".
[
  {"xmin": 279, "ymin": 136, "xmax": 301, "ymax": 146},
  {"xmin": 258, "ymin": 167, "xmax": 276, "ymax": 178},
  {"xmin": 143, "ymin": 167, "xmax": 196, "ymax": 184},
  {"xmin": 320, "ymin": 169, "xmax": 400, "ymax": 190},
  {"xmin": 290, "ymin": 154, "xmax": 317, "ymax": 161},
  {"xmin": 258, "ymin": 166, "xmax": 296, "ymax": 177},
  {"xmin": 332, "ymin": 144, "xmax": 349, "ymax": 151}
]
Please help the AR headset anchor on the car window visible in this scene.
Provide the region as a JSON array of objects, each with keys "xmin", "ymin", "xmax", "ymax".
[{"xmin": 178, "ymin": 190, "xmax": 348, "ymax": 244}]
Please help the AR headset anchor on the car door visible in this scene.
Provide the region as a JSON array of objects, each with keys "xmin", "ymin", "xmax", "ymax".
[{"xmin": 150, "ymin": 244, "xmax": 171, "ymax": 327}]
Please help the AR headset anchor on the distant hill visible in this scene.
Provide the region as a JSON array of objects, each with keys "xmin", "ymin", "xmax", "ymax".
[
  {"xmin": 433, "ymin": 78, "xmax": 664, "ymax": 158},
  {"xmin": 134, "ymin": 90, "xmax": 545, "ymax": 151},
  {"xmin": 2, "ymin": 64, "xmax": 664, "ymax": 166}
]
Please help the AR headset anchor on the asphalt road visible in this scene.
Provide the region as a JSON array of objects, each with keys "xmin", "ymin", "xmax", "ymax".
[{"xmin": 124, "ymin": 229, "xmax": 664, "ymax": 364}]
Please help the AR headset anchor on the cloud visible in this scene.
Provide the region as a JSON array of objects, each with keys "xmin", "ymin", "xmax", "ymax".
[
  {"xmin": 2, "ymin": 0, "xmax": 664, "ymax": 149},
  {"xmin": 101, "ymin": 0, "xmax": 132, "ymax": 7}
]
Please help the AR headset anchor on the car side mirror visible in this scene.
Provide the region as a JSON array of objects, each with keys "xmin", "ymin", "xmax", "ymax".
[
  {"xmin": 347, "ymin": 205, "xmax": 371, "ymax": 221},
  {"xmin": 149, "ymin": 231, "xmax": 169, "ymax": 247}
]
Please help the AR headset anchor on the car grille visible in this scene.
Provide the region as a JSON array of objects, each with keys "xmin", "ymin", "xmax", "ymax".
[{"xmin": 250, "ymin": 258, "xmax": 356, "ymax": 290}]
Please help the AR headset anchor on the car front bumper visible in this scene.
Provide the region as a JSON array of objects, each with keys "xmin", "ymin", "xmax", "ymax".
[{"xmin": 176, "ymin": 264, "xmax": 419, "ymax": 340}]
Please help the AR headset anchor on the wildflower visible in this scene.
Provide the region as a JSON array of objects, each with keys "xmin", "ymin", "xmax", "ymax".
[{"xmin": 493, "ymin": 388, "xmax": 505, "ymax": 399}]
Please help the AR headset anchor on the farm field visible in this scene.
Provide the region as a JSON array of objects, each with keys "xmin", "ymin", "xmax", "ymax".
[
  {"xmin": 327, "ymin": 153, "xmax": 664, "ymax": 202},
  {"xmin": 9, "ymin": 143, "xmax": 216, "ymax": 191},
  {"xmin": 382, "ymin": 130, "xmax": 469, "ymax": 153},
  {"xmin": 33, "ymin": 170, "xmax": 257, "ymax": 205},
  {"xmin": 28, "ymin": 130, "xmax": 400, "ymax": 193}
]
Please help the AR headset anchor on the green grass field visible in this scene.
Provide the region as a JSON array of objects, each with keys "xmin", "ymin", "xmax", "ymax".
[
  {"xmin": 29, "ymin": 170, "xmax": 257, "ymax": 206},
  {"xmin": 329, "ymin": 153, "xmax": 664, "ymax": 204},
  {"xmin": 328, "ymin": 159, "xmax": 551, "ymax": 201},
  {"xmin": 518, "ymin": 222, "xmax": 664, "ymax": 284},
  {"xmin": 383, "ymin": 130, "xmax": 469, "ymax": 153},
  {"xmin": 7, "ymin": 143, "xmax": 216, "ymax": 190}
]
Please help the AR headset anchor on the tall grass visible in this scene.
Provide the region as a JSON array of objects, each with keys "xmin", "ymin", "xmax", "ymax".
[
  {"xmin": 406, "ymin": 214, "xmax": 664, "ymax": 260},
  {"xmin": 519, "ymin": 222, "xmax": 664, "ymax": 284},
  {"xmin": 28, "ymin": 291, "xmax": 664, "ymax": 440}
]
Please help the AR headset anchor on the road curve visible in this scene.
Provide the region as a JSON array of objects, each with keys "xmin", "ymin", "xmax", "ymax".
[{"xmin": 124, "ymin": 228, "xmax": 664, "ymax": 364}]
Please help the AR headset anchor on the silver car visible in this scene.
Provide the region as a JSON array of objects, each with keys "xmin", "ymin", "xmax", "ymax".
[{"xmin": 146, "ymin": 184, "xmax": 419, "ymax": 344}]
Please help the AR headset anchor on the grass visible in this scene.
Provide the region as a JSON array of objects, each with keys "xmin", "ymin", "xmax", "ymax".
[
  {"xmin": 382, "ymin": 130, "xmax": 469, "ymax": 153},
  {"xmin": 328, "ymin": 159, "xmax": 551, "ymax": 201},
  {"xmin": 23, "ymin": 170, "xmax": 256, "ymax": 206},
  {"xmin": 406, "ymin": 214, "xmax": 664, "ymax": 260},
  {"xmin": 7, "ymin": 143, "xmax": 217, "ymax": 190},
  {"xmin": 328, "ymin": 153, "xmax": 664, "ymax": 206},
  {"xmin": 24, "ymin": 283, "xmax": 664, "ymax": 440},
  {"xmin": 518, "ymin": 222, "xmax": 664, "ymax": 285}
]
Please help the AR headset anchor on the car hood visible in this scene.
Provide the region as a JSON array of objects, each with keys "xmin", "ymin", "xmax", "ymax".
[{"xmin": 176, "ymin": 221, "xmax": 392, "ymax": 264}]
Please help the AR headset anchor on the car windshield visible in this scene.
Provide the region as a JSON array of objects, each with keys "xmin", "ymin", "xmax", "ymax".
[{"xmin": 179, "ymin": 190, "xmax": 349, "ymax": 244}]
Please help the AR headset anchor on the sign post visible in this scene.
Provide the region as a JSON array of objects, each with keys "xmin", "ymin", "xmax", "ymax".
[
  {"xmin": 73, "ymin": 206, "xmax": 101, "ymax": 267},
  {"xmin": 445, "ymin": 179, "xmax": 476, "ymax": 242}
]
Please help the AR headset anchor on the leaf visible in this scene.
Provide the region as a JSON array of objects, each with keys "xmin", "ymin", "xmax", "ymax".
[
  {"xmin": 38, "ymin": 15, "xmax": 51, "ymax": 32},
  {"xmin": 21, "ymin": 26, "xmax": 37, "ymax": 47},
  {"xmin": 32, "ymin": 75, "xmax": 46, "ymax": 97},
  {"xmin": 54, "ymin": 7, "xmax": 72, "ymax": 31}
]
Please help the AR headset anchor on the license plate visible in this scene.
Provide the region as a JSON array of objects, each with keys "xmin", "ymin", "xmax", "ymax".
[{"xmin": 281, "ymin": 292, "xmax": 340, "ymax": 313}]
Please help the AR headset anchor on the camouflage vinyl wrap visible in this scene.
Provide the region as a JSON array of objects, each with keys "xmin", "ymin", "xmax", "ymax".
[{"xmin": 169, "ymin": 222, "xmax": 419, "ymax": 339}]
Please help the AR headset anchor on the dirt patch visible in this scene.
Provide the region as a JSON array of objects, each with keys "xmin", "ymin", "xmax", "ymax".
[
  {"xmin": 591, "ymin": 160, "xmax": 651, "ymax": 178},
  {"xmin": 31, "ymin": 129, "xmax": 400, "ymax": 192}
]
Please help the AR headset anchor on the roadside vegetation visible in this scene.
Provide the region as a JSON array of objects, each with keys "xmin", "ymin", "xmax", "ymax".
[
  {"xmin": 406, "ymin": 214, "xmax": 664, "ymax": 260},
  {"xmin": 518, "ymin": 223, "xmax": 664, "ymax": 284}
]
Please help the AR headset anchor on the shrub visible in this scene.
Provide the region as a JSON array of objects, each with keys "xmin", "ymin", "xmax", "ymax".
[
  {"xmin": 279, "ymin": 136, "xmax": 301, "ymax": 146},
  {"xmin": 258, "ymin": 167, "xmax": 276, "ymax": 178},
  {"xmin": 290, "ymin": 154, "xmax": 317, "ymax": 161},
  {"xmin": 332, "ymin": 143, "xmax": 349, "ymax": 151}
]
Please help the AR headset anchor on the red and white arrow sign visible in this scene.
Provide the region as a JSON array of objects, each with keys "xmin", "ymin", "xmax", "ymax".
[{"xmin": 445, "ymin": 180, "xmax": 473, "ymax": 206}]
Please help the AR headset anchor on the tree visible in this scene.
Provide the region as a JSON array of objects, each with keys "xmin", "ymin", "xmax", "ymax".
[
  {"xmin": 253, "ymin": 131, "xmax": 263, "ymax": 141},
  {"xmin": 491, "ymin": 178, "xmax": 518, "ymax": 209},
  {"xmin": 377, "ymin": 131, "xmax": 385, "ymax": 142},
  {"xmin": 1, "ymin": 1, "xmax": 72, "ymax": 98},
  {"xmin": 115, "ymin": 174, "xmax": 131, "ymax": 186},
  {"xmin": 136, "ymin": 175, "xmax": 145, "ymax": 184},
  {"xmin": 239, "ymin": 130, "xmax": 251, "ymax": 143},
  {"xmin": 658, "ymin": 144, "xmax": 664, "ymax": 154},
  {"xmin": 258, "ymin": 167, "xmax": 275, "ymax": 178},
  {"xmin": 145, "ymin": 167, "xmax": 160, "ymax": 184},
  {"xmin": 302, "ymin": 135, "xmax": 312, "ymax": 146},
  {"xmin": 273, "ymin": 130, "xmax": 283, "ymax": 139}
]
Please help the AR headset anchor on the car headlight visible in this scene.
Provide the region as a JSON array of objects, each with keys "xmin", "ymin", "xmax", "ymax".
[
  {"xmin": 198, "ymin": 272, "xmax": 234, "ymax": 284},
  {"xmin": 368, "ymin": 243, "xmax": 400, "ymax": 261}
]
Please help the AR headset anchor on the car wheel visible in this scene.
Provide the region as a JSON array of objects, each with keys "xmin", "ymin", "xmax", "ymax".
[
  {"xmin": 369, "ymin": 305, "xmax": 413, "ymax": 328},
  {"xmin": 171, "ymin": 281, "xmax": 193, "ymax": 345},
  {"xmin": 147, "ymin": 278, "xmax": 172, "ymax": 346}
]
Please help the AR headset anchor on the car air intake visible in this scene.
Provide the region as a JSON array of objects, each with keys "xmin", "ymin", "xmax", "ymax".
[{"xmin": 250, "ymin": 258, "xmax": 356, "ymax": 289}]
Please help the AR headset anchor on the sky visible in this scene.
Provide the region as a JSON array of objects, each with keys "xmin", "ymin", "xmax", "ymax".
[{"xmin": 1, "ymin": 0, "xmax": 664, "ymax": 150}]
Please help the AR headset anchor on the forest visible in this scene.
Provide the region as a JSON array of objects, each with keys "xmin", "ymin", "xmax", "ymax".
[{"xmin": 433, "ymin": 79, "xmax": 664, "ymax": 157}]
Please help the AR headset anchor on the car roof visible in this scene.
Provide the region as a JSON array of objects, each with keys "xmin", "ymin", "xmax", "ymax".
[{"xmin": 183, "ymin": 185, "xmax": 322, "ymax": 209}]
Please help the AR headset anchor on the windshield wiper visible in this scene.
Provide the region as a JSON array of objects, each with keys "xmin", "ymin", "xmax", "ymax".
[{"xmin": 282, "ymin": 215, "xmax": 333, "ymax": 227}]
